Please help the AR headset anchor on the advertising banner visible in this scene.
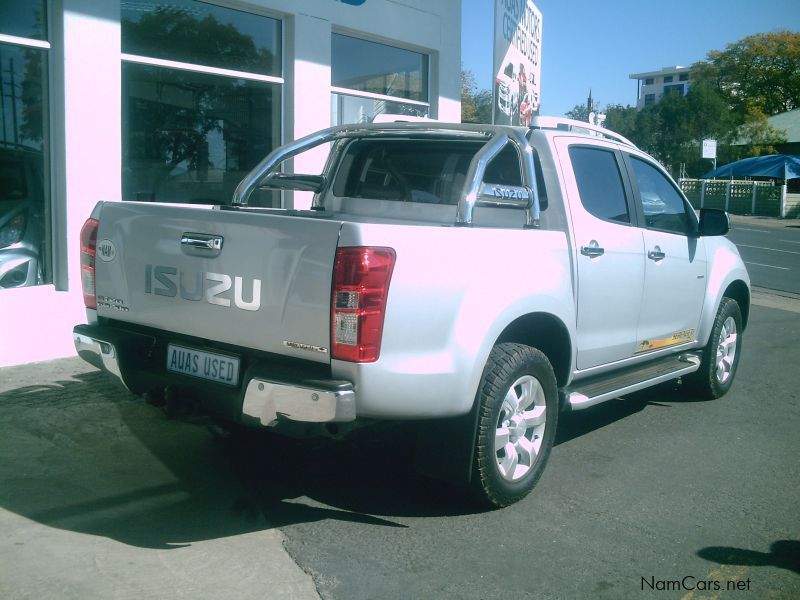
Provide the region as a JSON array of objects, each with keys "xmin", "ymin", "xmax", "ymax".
[{"xmin": 492, "ymin": 0, "xmax": 542, "ymax": 126}]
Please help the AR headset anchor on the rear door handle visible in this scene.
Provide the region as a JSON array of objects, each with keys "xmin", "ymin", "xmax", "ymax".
[
  {"xmin": 580, "ymin": 241, "xmax": 605, "ymax": 258},
  {"xmin": 648, "ymin": 246, "xmax": 665, "ymax": 261}
]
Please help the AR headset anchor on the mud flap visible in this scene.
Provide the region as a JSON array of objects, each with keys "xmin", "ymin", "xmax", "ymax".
[{"xmin": 413, "ymin": 401, "xmax": 480, "ymax": 486}]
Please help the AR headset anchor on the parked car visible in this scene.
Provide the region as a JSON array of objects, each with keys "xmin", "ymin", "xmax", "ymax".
[
  {"xmin": 74, "ymin": 117, "xmax": 749, "ymax": 508},
  {"xmin": 0, "ymin": 144, "xmax": 45, "ymax": 288}
]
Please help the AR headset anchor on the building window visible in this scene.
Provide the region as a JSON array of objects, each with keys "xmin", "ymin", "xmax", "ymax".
[
  {"xmin": 664, "ymin": 84, "xmax": 685, "ymax": 96},
  {"xmin": 0, "ymin": 0, "xmax": 51, "ymax": 289},
  {"xmin": 679, "ymin": 73, "xmax": 689, "ymax": 82},
  {"xmin": 121, "ymin": 0, "xmax": 282, "ymax": 206},
  {"xmin": 331, "ymin": 33, "xmax": 429, "ymax": 125},
  {"xmin": 663, "ymin": 75, "xmax": 673, "ymax": 83},
  {"xmin": 644, "ymin": 93, "xmax": 656, "ymax": 106},
  {"xmin": 644, "ymin": 77, "xmax": 654, "ymax": 85}
]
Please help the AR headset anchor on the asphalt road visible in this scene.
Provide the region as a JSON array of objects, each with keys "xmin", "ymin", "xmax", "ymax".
[{"xmin": 728, "ymin": 217, "xmax": 800, "ymax": 293}]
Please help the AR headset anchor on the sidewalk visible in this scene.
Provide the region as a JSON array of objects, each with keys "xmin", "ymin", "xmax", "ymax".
[
  {"xmin": 0, "ymin": 357, "xmax": 320, "ymax": 600},
  {"xmin": 729, "ymin": 213, "xmax": 799, "ymax": 229}
]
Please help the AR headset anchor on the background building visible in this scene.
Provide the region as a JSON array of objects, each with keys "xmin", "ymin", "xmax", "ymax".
[
  {"xmin": 629, "ymin": 65, "xmax": 692, "ymax": 109},
  {"xmin": 767, "ymin": 109, "xmax": 800, "ymax": 155},
  {"xmin": 0, "ymin": 0, "xmax": 462, "ymax": 367}
]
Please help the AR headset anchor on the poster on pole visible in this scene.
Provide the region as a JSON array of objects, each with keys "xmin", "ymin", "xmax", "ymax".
[
  {"xmin": 492, "ymin": 0, "xmax": 542, "ymax": 126},
  {"xmin": 702, "ymin": 139, "xmax": 717, "ymax": 159}
]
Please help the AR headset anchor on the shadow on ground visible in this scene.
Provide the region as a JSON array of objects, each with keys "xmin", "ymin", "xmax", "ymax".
[
  {"xmin": 698, "ymin": 540, "xmax": 800, "ymax": 575},
  {"xmin": 0, "ymin": 368, "xmax": 695, "ymax": 549}
]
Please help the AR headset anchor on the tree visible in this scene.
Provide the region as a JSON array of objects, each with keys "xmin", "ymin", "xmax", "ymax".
[
  {"xmin": 604, "ymin": 104, "xmax": 638, "ymax": 140},
  {"xmin": 461, "ymin": 68, "xmax": 492, "ymax": 124},
  {"xmin": 565, "ymin": 103, "xmax": 590, "ymax": 122},
  {"xmin": 692, "ymin": 31, "xmax": 800, "ymax": 117},
  {"xmin": 730, "ymin": 108, "xmax": 788, "ymax": 159}
]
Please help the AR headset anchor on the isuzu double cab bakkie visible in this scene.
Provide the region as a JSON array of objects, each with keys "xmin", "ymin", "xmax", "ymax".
[{"xmin": 74, "ymin": 117, "xmax": 750, "ymax": 507}]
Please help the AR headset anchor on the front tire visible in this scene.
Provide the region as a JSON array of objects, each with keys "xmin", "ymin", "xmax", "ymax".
[
  {"xmin": 471, "ymin": 343, "xmax": 558, "ymax": 508},
  {"xmin": 684, "ymin": 297, "xmax": 743, "ymax": 399}
]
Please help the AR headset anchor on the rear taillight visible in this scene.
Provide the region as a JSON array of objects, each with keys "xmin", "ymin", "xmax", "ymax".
[
  {"xmin": 80, "ymin": 218, "xmax": 99, "ymax": 309},
  {"xmin": 331, "ymin": 247, "xmax": 396, "ymax": 363}
]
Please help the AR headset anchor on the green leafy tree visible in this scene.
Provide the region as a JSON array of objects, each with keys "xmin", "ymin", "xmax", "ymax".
[
  {"xmin": 461, "ymin": 68, "xmax": 492, "ymax": 124},
  {"xmin": 604, "ymin": 104, "xmax": 638, "ymax": 139},
  {"xmin": 565, "ymin": 103, "xmax": 590, "ymax": 122},
  {"xmin": 693, "ymin": 31, "xmax": 800, "ymax": 117}
]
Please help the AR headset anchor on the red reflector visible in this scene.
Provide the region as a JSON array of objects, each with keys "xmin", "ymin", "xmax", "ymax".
[
  {"xmin": 331, "ymin": 247, "xmax": 396, "ymax": 363},
  {"xmin": 80, "ymin": 218, "xmax": 99, "ymax": 309}
]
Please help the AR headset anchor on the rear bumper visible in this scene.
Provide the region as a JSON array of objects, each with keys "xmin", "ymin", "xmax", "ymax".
[{"xmin": 72, "ymin": 323, "xmax": 356, "ymax": 426}]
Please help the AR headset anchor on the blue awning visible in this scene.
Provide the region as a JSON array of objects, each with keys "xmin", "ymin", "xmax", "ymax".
[{"xmin": 701, "ymin": 154, "xmax": 800, "ymax": 180}]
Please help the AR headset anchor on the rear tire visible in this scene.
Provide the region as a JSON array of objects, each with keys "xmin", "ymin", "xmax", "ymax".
[
  {"xmin": 471, "ymin": 343, "xmax": 558, "ymax": 508},
  {"xmin": 684, "ymin": 297, "xmax": 743, "ymax": 399}
]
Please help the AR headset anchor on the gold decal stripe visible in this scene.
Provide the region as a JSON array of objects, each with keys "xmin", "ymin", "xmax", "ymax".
[{"xmin": 637, "ymin": 329, "xmax": 695, "ymax": 353}]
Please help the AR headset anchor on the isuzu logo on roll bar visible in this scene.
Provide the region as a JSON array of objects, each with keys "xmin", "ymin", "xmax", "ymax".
[{"xmin": 145, "ymin": 265, "xmax": 262, "ymax": 311}]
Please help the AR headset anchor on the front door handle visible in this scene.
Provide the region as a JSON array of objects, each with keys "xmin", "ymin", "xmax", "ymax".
[
  {"xmin": 648, "ymin": 246, "xmax": 665, "ymax": 261},
  {"xmin": 580, "ymin": 240, "xmax": 605, "ymax": 258}
]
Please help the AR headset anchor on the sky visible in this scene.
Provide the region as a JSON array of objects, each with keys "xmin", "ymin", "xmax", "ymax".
[{"xmin": 462, "ymin": 0, "xmax": 800, "ymax": 118}]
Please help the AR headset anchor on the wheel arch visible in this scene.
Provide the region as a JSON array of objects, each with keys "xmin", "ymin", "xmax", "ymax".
[
  {"xmin": 494, "ymin": 312, "xmax": 572, "ymax": 389},
  {"xmin": 723, "ymin": 279, "xmax": 750, "ymax": 330}
]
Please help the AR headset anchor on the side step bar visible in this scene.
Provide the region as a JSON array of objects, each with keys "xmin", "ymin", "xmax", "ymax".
[{"xmin": 563, "ymin": 353, "xmax": 701, "ymax": 411}]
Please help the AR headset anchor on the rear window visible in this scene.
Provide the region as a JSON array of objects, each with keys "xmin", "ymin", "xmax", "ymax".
[{"xmin": 332, "ymin": 138, "xmax": 523, "ymax": 205}]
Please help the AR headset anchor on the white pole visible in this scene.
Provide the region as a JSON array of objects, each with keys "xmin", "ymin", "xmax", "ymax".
[
  {"xmin": 751, "ymin": 182, "xmax": 757, "ymax": 214},
  {"xmin": 725, "ymin": 181, "xmax": 731, "ymax": 211},
  {"xmin": 781, "ymin": 182, "xmax": 788, "ymax": 218}
]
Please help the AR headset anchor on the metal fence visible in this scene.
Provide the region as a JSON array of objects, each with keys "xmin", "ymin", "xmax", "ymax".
[{"xmin": 679, "ymin": 179, "xmax": 790, "ymax": 217}]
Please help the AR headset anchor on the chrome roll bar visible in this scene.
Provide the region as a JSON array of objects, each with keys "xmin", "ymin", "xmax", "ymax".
[
  {"xmin": 231, "ymin": 123, "xmax": 541, "ymax": 228},
  {"xmin": 455, "ymin": 131, "xmax": 508, "ymax": 225}
]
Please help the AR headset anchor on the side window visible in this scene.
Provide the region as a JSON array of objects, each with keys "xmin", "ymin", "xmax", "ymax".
[
  {"xmin": 569, "ymin": 146, "xmax": 629, "ymax": 223},
  {"xmin": 630, "ymin": 157, "xmax": 693, "ymax": 235}
]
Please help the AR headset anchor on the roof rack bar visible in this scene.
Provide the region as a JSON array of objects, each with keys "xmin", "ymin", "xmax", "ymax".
[{"xmin": 530, "ymin": 116, "xmax": 637, "ymax": 148}]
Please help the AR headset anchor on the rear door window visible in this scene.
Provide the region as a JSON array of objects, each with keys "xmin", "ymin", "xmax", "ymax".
[{"xmin": 569, "ymin": 146, "xmax": 630, "ymax": 223}]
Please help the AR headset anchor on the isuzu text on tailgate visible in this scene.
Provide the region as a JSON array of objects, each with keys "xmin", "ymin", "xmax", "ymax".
[{"xmin": 74, "ymin": 117, "xmax": 749, "ymax": 507}]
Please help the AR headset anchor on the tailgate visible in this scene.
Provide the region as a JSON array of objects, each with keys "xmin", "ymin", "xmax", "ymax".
[{"xmin": 94, "ymin": 202, "xmax": 342, "ymax": 364}]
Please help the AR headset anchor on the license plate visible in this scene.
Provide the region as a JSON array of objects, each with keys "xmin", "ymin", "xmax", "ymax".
[{"xmin": 166, "ymin": 344, "xmax": 240, "ymax": 386}]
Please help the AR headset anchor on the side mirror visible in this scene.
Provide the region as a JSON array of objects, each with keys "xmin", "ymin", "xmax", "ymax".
[{"xmin": 697, "ymin": 208, "xmax": 730, "ymax": 237}]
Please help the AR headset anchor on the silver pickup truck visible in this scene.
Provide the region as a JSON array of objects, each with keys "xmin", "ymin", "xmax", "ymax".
[{"xmin": 73, "ymin": 117, "xmax": 750, "ymax": 507}]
